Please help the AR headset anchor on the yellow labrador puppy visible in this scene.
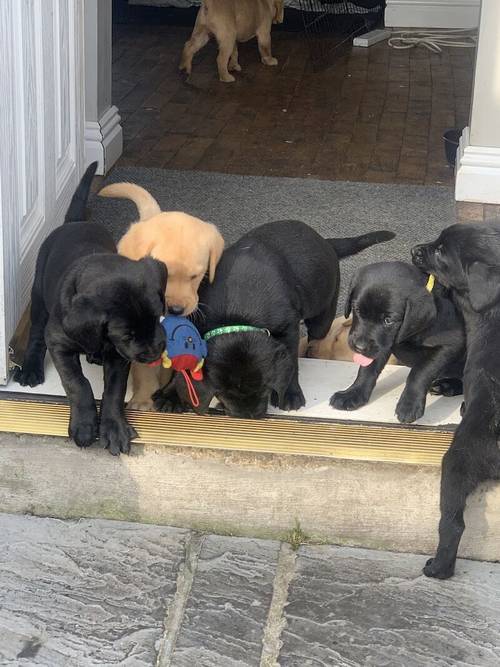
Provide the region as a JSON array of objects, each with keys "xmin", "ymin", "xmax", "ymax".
[
  {"xmin": 300, "ymin": 316, "xmax": 399, "ymax": 365},
  {"xmin": 180, "ymin": 0, "xmax": 285, "ymax": 82},
  {"xmin": 99, "ymin": 183, "xmax": 224, "ymax": 410}
]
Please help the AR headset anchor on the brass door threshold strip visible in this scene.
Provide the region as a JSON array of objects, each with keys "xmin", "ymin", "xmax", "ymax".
[{"xmin": 0, "ymin": 397, "xmax": 454, "ymax": 466}]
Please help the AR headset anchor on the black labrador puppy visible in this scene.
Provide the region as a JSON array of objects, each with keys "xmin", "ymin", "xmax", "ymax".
[
  {"xmin": 412, "ymin": 222, "xmax": 500, "ymax": 579},
  {"xmin": 155, "ymin": 220, "xmax": 394, "ymax": 418},
  {"xmin": 15, "ymin": 163, "xmax": 167, "ymax": 455},
  {"xmin": 330, "ymin": 261, "xmax": 465, "ymax": 423}
]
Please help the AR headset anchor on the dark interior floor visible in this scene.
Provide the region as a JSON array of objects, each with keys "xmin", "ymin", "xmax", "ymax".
[{"xmin": 112, "ymin": 22, "xmax": 474, "ymax": 186}]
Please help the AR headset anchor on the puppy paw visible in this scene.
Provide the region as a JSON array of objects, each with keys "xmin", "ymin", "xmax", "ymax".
[
  {"xmin": 423, "ymin": 557, "xmax": 456, "ymax": 580},
  {"xmin": 262, "ymin": 57, "xmax": 278, "ymax": 66},
  {"xmin": 127, "ymin": 397, "xmax": 155, "ymax": 412},
  {"xmin": 430, "ymin": 378, "xmax": 463, "ymax": 397},
  {"xmin": 152, "ymin": 389, "xmax": 187, "ymax": 414},
  {"xmin": 99, "ymin": 417, "xmax": 137, "ymax": 456},
  {"xmin": 85, "ymin": 352, "xmax": 103, "ymax": 366},
  {"xmin": 330, "ymin": 389, "xmax": 368, "ymax": 411},
  {"xmin": 69, "ymin": 410, "xmax": 99, "ymax": 449},
  {"xmin": 272, "ymin": 386, "xmax": 306, "ymax": 412},
  {"xmin": 14, "ymin": 361, "xmax": 45, "ymax": 388},
  {"xmin": 229, "ymin": 62, "xmax": 242, "ymax": 72},
  {"xmin": 395, "ymin": 394, "xmax": 425, "ymax": 424}
]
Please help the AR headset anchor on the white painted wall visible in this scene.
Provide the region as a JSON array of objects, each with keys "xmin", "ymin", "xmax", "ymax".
[
  {"xmin": 84, "ymin": 0, "xmax": 122, "ymax": 175},
  {"xmin": 0, "ymin": 0, "xmax": 85, "ymax": 384},
  {"xmin": 385, "ymin": 0, "xmax": 480, "ymax": 28}
]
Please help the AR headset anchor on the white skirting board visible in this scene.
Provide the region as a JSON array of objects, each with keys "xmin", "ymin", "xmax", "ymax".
[
  {"xmin": 385, "ymin": 0, "xmax": 480, "ymax": 29},
  {"xmin": 84, "ymin": 105, "xmax": 123, "ymax": 176},
  {"xmin": 2, "ymin": 356, "xmax": 462, "ymax": 427},
  {"xmin": 455, "ymin": 127, "xmax": 500, "ymax": 205}
]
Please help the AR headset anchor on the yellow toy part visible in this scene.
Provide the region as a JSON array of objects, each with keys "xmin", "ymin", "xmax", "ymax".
[
  {"xmin": 161, "ymin": 353, "xmax": 172, "ymax": 369},
  {"xmin": 194, "ymin": 359, "xmax": 204, "ymax": 373}
]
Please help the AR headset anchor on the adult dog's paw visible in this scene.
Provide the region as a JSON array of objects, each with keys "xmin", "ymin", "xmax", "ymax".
[
  {"xmin": 395, "ymin": 393, "xmax": 425, "ymax": 424},
  {"xmin": 423, "ymin": 557, "xmax": 456, "ymax": 580},
  {"xmin": 330, "ymin": 389, "xmax": 368, "ymax": 411},
  {"xmin": 99, "ymin": 417, "xmax": 137, "ymax": 456},
  {"xmin": 271, "ymin": 386, "xmax": 306, "ymax": 412},
  {"xmin": 430, "ymin": 378, "xmax": 463, "ymax": 397},
  {"xmin": 127, "ymin": 397, "xmax": 155, "ymax": 412},
  {"xmin": 14, "ymin": 361, "xmax": 45, "ymax": 388},
  {"xmin": 69, "ymin": 410, "xmax": 99, "ymax": 449}
]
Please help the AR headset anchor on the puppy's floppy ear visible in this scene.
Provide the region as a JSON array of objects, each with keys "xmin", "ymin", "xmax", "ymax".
[
  {"xmin": 397, "ymin": 290, "xmax": 437, "ymax": 342},
  {"xmin": 207, "ymin": 225, "xmax": 225, "ymax": 283},
  {"xmin": 271, "ymin": 340, "xmax": 294, "ymax": 404},
  {"xmin": 467, "ymin": 261, "xmax": 500, "ymax": 312},
  {"xmin": 139, "ymin": 256, "xmax": 168, "ymax": 294},
  {"xmin": 60, "ymin": 273, "xmax": 106, "ymax": 353},
  {"xmin": 118, "ymin": 222, "xmax": 155, "ymax": 260}
]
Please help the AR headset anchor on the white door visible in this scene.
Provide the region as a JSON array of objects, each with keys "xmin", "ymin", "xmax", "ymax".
[{"xmin": 0, "ymin": 0, "xmax": 85, "ymax": 384}]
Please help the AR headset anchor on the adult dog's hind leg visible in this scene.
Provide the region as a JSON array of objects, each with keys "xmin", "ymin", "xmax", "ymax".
[
  {"xmin": 216, "ymin": 34, "xmax": 237, "ymax": 82},
  {"xmin": 256, "ymin": 25, "xmax": 278, "ymax": 66},
  {"xmin": 180, "ymin": 23, "xmax": 210, "ymax": 75},
  {"xmin": 15, "ymin": 289, "xmax": 49, "ymax": 387},
  {"xmin": 229, "ymin": 44, "xmax": 241, "ymax": 72}
]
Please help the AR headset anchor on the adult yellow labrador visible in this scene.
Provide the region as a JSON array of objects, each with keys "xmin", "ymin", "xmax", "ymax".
[
  {"xmin": 180, "ymin": 0, "xmax": 285, "ymax": 82},
  {"xmin": 99, "ymin": 182, "xmax": 224, "ymax": 410}
]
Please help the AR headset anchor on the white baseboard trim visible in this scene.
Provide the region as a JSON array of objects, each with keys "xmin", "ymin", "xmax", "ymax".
[
  {"xmin": 385, "ymin": 1, "xmax": 480, "ymax": 28},
  {"xmin": 455, "ymin": 127, "xmax": 500, "ymax": 204},
  {"xmin": 84, "ymin": 105, "xmax": 123, "ymax": 175}
]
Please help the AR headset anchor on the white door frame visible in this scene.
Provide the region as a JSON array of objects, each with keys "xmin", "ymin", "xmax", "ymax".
[
  {"xmin": 84, "ymin": 0, "xmax": 123, "ymax": 174},
  {"xmin": 0, "ymin": 0, "xmax": 86, "ymax": 384}
]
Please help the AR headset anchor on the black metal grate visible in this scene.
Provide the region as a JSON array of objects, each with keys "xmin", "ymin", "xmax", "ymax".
[{"xmin": 299, "ymin": 1, "xmax": 385, "ymax": 70}]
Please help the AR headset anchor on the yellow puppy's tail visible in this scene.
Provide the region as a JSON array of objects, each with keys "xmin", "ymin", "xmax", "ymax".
[{"xmin": 98, "ymin": 182, "xmax": 161, "ymax": 221}]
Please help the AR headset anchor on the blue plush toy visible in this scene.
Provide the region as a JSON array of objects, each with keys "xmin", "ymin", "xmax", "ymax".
[{"xmin": 148, "ymin": 316, "xmax": 207, "ymax": 382}]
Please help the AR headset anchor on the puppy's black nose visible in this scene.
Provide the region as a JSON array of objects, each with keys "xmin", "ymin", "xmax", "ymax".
[
  {"xmin": 411, "ymin": 245, "xmax": 424, "ymax": 262},
  {"xmin": 168, "ymin": 305, "xmax": 184, "ymax": 316},
  {"xmin": 353, "ymin": 341, "xmax": 368, "ymax": 354}
]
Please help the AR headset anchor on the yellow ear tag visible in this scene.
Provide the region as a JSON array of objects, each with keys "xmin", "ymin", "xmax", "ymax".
[
  {"xmin": 194, "ymin": 359, "xmax": 204, "ymax": 373},
  {"xmin": 161, "ymin": 353, "xmax": 172, "ymax": 369},
  {"xmin": 426, "ymin": 274, "xmax": 435, "ymax": 293}
]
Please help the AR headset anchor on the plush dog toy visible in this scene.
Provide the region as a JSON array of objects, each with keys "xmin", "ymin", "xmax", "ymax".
[{"xmin": 149, "ymin": 316, "xmax": 207, "ymax": 380}]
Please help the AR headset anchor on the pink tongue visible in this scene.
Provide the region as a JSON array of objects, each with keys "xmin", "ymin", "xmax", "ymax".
[{"xmin": 353, "ymin": 352, "xmax": 374, "ymax": 367}]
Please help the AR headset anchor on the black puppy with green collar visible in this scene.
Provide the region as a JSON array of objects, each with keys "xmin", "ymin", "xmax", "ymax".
[{"xmin": 154, "ymin": 220, "xmax": 394, "ymax": 419}]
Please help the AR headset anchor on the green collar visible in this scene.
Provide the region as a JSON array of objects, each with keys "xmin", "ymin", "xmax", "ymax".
[{"xmin": 203, "ymin": 325, "xmax": 271, "ymax": 341}]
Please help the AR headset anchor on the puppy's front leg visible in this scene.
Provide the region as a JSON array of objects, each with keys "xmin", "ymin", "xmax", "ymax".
[
  {"xmin": 271, "ymin": 329, "xmax": 305, "ymax": 412},
  {"xmin": 396, "ymin": 347, "xmax": 459, "ymax": 423},
  {"xmin": 50, "ymin": 347, "xmax": 98, "ymax": 448},
  {"xmin": 100, "ymin": 351, "xmax": 137, "ymax": 456},
  {"xmin": 330, "ymin": 352, "xmax": 389, "ymax": 411}
]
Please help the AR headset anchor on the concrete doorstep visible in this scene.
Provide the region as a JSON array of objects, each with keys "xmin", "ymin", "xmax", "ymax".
[
  {"xmin": 0, "ymin": 432, "xmax": 499, "ymax": 562},
  {"xmin": 0, "ymin": 513, "xmax": 499, "ymax": 667}
]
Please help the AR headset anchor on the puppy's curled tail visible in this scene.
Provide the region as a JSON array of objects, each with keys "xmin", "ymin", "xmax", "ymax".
[
  {"xmin": 99, "ymin": 182, "xmax": 161, "ymax": 221},
  {"xmin": 64, "ymin": 161, "xmax": 98, "ymax": 223},
  {"xmin": 328, "ymin": 230, "xmax": 395, "ymax": 259}
]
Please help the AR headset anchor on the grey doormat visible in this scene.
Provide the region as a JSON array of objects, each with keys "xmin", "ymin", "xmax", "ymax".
[{"xmin": 91, "ymin": 168, "xmax": 456, "ymax": 313}]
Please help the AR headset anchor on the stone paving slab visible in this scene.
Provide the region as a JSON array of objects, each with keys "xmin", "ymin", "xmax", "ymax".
[
  {"xmin": 0, "ymin": 514, "xmax": 189, "ymax": 667},
  {"xmin": 280, "ymin": 545, "xmax": 500, "ymax": 667},
  {"xmin": 170, "ymin": 535, "xmax": 280, "ymax": 667}
]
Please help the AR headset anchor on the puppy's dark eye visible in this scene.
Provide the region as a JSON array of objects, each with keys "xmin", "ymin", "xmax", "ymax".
[
  {"xmin": 383, "ymin": 317, "xmax": 394, "ymax": 326},
  {"xmin": 122, "ymin": 333, "xmax": 134, "ymax": 342},
  {"xmin": 190, "ymin": 274, "xmax": 200, "ymax": 281}
]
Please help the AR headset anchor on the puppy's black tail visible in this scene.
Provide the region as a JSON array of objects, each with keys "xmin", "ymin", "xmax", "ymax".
[
  {"xmin": 64, "ymin": 161, "xmax": 98, "ymax": 223},
  {"xmin": 328, "ymin": 230, "xmax": 395, "ymax": 259}
]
